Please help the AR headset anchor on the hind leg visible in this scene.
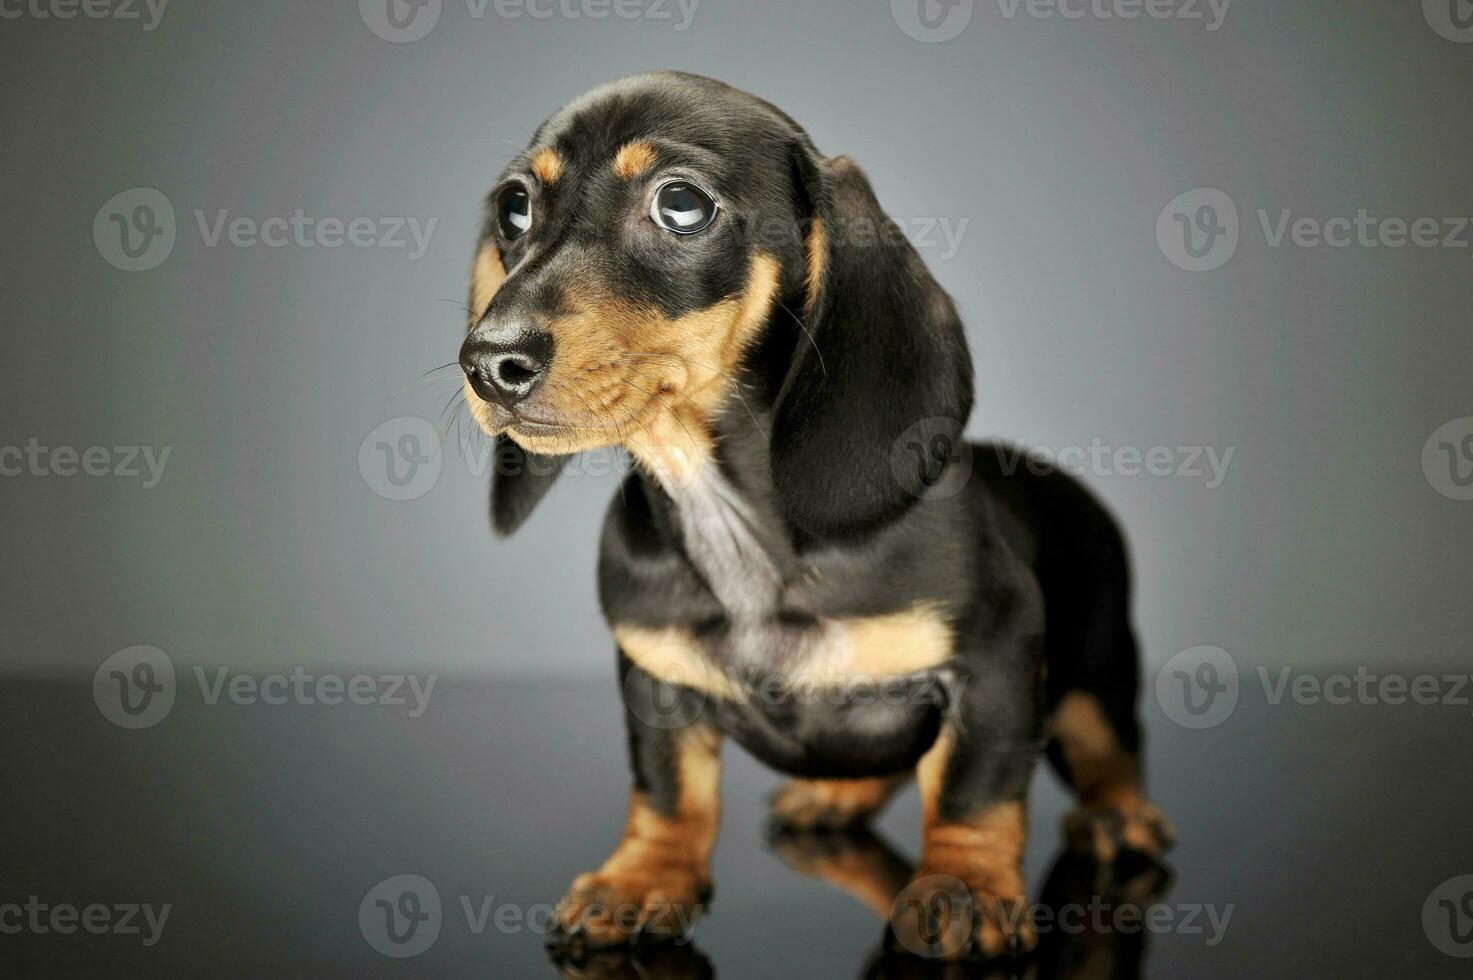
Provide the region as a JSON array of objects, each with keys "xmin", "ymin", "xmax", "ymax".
[
  {"xmin": 983, "ymin": 457, "xmax": 1173, "ymax": 863},
  {"xmin": 1049, "ymin": 686, "xmax": 1175, "ymax": 863}
]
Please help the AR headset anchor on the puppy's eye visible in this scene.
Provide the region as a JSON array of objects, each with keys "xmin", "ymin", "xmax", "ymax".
[
  {"xmin": 651, "ymin": 181, "xmax": 717, "ymax": 235},
  {"xmin": 497, "ymin": 186, "xmax": 533, "ymax": 240}
]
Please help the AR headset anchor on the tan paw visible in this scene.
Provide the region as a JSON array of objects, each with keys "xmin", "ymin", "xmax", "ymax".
[
  {"xmin": 889, "ymin": 871, "xmax": 1037, "ymax": 962},
  {"xmin": 1064, "ymin": 797, "xmax": 1176, "ymax": 864},
  {"xmin": 554, "ymin": 866, "xmax": 709, "ymax": 947}
]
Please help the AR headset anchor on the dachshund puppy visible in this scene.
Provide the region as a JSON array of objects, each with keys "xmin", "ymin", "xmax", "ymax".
[{"xmin": 458, "ymin": 71, "xmax": 1173, "ymax": 960}]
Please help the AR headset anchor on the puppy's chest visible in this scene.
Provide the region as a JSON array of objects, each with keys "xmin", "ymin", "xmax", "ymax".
[{"xmin": 610, "ymin": 468, "xmax": 956, "ymax": 697}]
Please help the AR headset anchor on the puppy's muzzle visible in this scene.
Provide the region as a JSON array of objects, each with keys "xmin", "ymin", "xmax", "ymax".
[{"xmin": 460, "ymin": 318, "xmax": 554, "ymax": 407}]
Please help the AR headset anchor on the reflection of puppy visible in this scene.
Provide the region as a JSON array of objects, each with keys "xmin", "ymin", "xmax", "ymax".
[
  {"xmin": 768, "ymin": 825, "xmax": 913, "ymax": 922},
  {"xmin": 461, "ymin": 71, "xmax": 1173, "ymax": 960},
  {"xmin": 549, "ymin": 941, "xmax": 714, "ymax": 980},
  {"xmin": 1031, "ymin": 852, "xmax": 1174, "ymax": 980},
  {"xmin": 767, "ymin": 828, "xmax": 1173, "ymax": 978}
]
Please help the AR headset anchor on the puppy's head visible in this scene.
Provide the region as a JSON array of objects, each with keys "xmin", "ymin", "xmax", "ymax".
[{"xmin": 466, "ymin": 72, "xmax": 972, "ymax": 539}]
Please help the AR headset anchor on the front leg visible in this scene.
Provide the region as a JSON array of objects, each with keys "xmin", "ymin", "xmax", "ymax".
[
  {"xmin": 554, "ymin": 653, "xmax": 721, "ymax": 947},
  {"xmin": 892, "ymin": 636, "xmax": 1044, "ymax": 961}
]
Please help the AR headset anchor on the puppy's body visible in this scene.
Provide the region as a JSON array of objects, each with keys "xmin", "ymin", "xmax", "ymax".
[
  {"xmin": 458, "ymin": 71, "xmax": 1172, "ymax": 960},
  {"xmin": 602, "ymin": 392, "xmax": 984, "ymax": 781}
]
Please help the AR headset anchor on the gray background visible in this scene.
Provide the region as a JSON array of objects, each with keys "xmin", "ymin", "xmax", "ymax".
[
  {"xmin": 3, "ymin": 0, "xmax": 1471, "ymax": 683},
  {"xmin": 5, "ymin": 4, "xmax": 1473, "ymax": 977}
]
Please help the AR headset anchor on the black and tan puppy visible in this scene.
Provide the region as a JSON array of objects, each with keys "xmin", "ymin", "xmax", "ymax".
[{"xmin": 458, "ymin": 71, "xmax": 1173, "ymax": 960}]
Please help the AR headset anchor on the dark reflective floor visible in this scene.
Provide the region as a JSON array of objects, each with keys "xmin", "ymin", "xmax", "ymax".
[{"xmin": 4, "ymin": 675, "xmax": 1471, "ymax": 977}]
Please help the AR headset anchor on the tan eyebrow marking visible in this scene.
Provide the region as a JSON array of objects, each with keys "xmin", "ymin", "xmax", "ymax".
[
  {"xmin": 530, "ymin": 147, "xmax": 564, "ymax": 185},
  {"xmin": 613, "ymin": 140, "xmax": 658, "ymax": 180}
]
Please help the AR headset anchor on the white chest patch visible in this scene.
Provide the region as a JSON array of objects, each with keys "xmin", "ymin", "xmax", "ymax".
[
  {"xmin": 666, "ymin": 466, "xmax": 786, "ymax": 623},
  {"xmin": 619, "ymin": 465, "xmax": 955, "ymax": 689}
]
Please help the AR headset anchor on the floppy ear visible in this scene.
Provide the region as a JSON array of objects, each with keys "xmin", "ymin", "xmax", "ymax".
[
  {"xmin": 467, "ymin": 237, "xmax": 568, "ymax": 535},
  {"xmin": 489, "ymin": 435, "xmax": 567, "ymax": 536},
  {"xmin": 770, "ymin": 150, "xmax": 975, "ymax": 540}
]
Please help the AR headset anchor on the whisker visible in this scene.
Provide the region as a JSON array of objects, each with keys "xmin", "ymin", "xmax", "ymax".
[
  {"xmin": 614, "ymin": 388, "xmax": 663, "ymax": 452},
  {"xmin": 616, "ymin": 351, "xmax": 768, "ymax": 439},
  {"xmin": 776, "ymin": 300, "xmax": 827, "ymax": 379},
  {"xmin": 465, "ymin": 137, "xmax": 523, "ymax": 149},
  {"xmin": 538, "ymin": 381, "xmax": 632, "ymax": 432},
  {"xmin": 443, "ymin": 398, "xmax": 467, "ymax": 444},
  {"xmin": 619, "ymin": 375, "xmax": 698, "ymax": 450},
  {"xmin": 455, "ymin": 399, "xmax": 490, "ymax": 459},
  {"xmin": 570, "ymin": 367, "xmax": 664, "ymax": 450},
  {"xmin": 568, "ymin": 397, "xmax": 645, "ymax": 494},
  {"xmin": 387, "ymin": 370, "xmax": 465, "ymax": 400},
  {"xmin": 438, "ymin": 389, "xmax": 463, "ymax": 425},
  {"xmin": 439, "ymin": 384, "xmax": 472, "ymax": 445},
  {"xmin": 566, "ymin": 390, "xmax": 628, "ymax": 440}
]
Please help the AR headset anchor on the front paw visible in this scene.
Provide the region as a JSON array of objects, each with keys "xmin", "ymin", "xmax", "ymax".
[
  {"xmin": 553, "ymin": 866, "xmax": 710, "ymax": 948},
  {"xmin": 888, "ymin": 871, "xmax": 1036, "ymax": 962}
]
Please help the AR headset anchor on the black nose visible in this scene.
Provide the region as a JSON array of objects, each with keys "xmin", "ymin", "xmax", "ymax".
[{"xmin": 460, "ymin": 321, "xmax": 553, "ymax": 407}]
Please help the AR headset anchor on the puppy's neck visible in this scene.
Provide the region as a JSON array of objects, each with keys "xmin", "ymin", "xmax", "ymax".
[
  {"xmin": 627, "ymin": 396, "xmax": 792, "ymax": 623},
  {"xmin": 662, "ymin": 464, "xmax": 786, "ymax": 620}
]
